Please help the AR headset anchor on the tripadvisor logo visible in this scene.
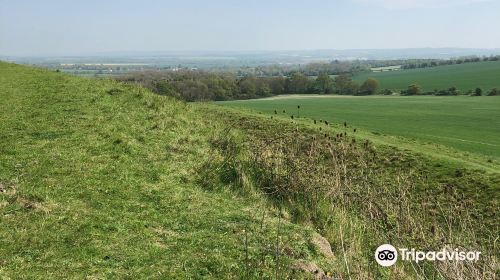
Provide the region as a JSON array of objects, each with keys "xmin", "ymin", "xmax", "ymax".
[
  {"xmin": 375, "ymin": 244, "xmax": 398, "ymax": 267},
  {"xmin": 375, "ymin": 244, "xmax": 481, "ymax": 267}
]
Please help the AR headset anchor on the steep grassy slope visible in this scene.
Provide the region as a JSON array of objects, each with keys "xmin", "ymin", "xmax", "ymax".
[
  {"xmin": 201, "ymin": 104, "xmax": 499, "ymax": 278},
  {"xmin": 0, "ymin": 62, "xmax": 332, "ymax": 279},
  {"xmin": 353, "ymin": 61, "xmax": 500, "ymax": 92}
]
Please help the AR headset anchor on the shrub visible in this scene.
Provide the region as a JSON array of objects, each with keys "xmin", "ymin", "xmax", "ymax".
[
  {"xmin": 434, "ymin": 86, "xmax": 459, "ymax": 96},
  {"xmin": 487, "ymin": 88, "xmax": 499, "ymax": 96},
  {"xmin": 358, "ymin": 78, "xmax": 379, "ymax": 95},
  {"xmin": 447, "ymin": 86, "xmax": 460, "ymax": 95},
  {"xmin": 473, "ymin": 88, "xmax": 482, "ymax": 96},
  {"xmin": 381, "ymin": 89, "xmax": 393, "ymax": 95},
  {"xmin": 401, "ymin": 84, "xmax": 422, "ymax": 96}
]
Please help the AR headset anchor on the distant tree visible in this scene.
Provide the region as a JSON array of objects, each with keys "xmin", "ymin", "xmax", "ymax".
[
  {"xmin": 447, "ymin": 86, "xmax": 460, "ymax": 96},
  {"xmin": 359, "ymin": 78, "xmax": 380, "ymax": 95},
  {"xmin": 175, "ymin": 80, "xmax": 211, "ymax": 101},
  {"xmin": 268, "ymin": 76, "xmax": 286, "ymax": 95},
  {"xmin": 434, "ymin": 89, "xmax": 446, "ymax": 96},
  {"xmin": 346, "ymin": 80, "xmax": 359, "ymax": 95},
  {"xmin": 314, "ymin": 73, "xmax": 334, "ymax": 94},
  {"xmin": 286, "ymin": 72, "xmax": 310, "ymax": 94},
  {"xmin": 256, "ymin": 82, "xmax": 272, "ymax": 97},
  {"xmin": 473, "ymin": 88, "xmax": 482, "ymax": 96},
  {"xmin": 402, "ymin": 84, "xmax": 422, "ymax": 96},
  {"xmin": 487, "ymin": 88, "xmax": 499, "ymax": 96},
  {"xmin": 238, "ymin": 76, "xmax": 258, "ymax": 98},
  {"xmin": 333, "ymin": 75, "xmax": 348, "ymax": 94},
  {"xmin": 214, "ymin": 74, "xmax": 238, "ymax": 100},
  {"xmin": 433, "ymin": 86, "xmax": 460, "ymax": 96},
  {"xmin": 334, "ymin": 75, "xmax": 358, "ymax": 95},
  {"xmin": 381, "ymin": 89, "xmax": 393, "ymax": 95},
  {"xmin": 154, "ymin": 80, "xmax": 180, "ymax": 98}
]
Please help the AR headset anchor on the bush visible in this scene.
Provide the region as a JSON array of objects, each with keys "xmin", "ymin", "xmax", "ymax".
[
  {"xmin": 448, "ymin": 86, "xmax": 460, "ymax": 96},
  {"xmin": 487, "ymin": 88, "xmax": 499, "ymax": 96},
  {"xmin": 472, "ymin": 88, "xmax": 482, "ymax": 96},
  {"xmin": 401, "ymin": 84, "xmax": 422, "ymax": 96},
  {"xmin": 358, "ymin": 78, "xmax": 379, "ymax": 95},
  {"xmin": 381, "ymin": 89, "xmax": 393, "ymax": 95},
  {"xmin": 434, "ymin": 87, "xmax": 459, "ymax": 96}
]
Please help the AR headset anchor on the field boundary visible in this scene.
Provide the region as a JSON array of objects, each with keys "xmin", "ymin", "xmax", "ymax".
[{"xmin": 211, "ymin": 105, "xmax": 500, "ymax": 174}]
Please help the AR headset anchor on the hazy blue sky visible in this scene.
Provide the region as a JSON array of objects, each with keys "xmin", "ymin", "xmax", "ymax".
[{"xmin": 1, "ymin": 0, "xmax": 499, "ymax": 56}]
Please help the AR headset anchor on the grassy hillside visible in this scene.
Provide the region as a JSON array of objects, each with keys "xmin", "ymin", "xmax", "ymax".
[
  {"xmin": 201, "ymin": 104, "xmax": 499, "ymax": 279},
  {"xmin": 1, "ymin": 62, "xmax": 498, "ymax": 279},
  {"xmin": 0, "ymin": 62, "xmax": 333, "ymax": 279},
  {"xmin": 353, "ymin": 61, "xmax": 500, "ymax": 92}
]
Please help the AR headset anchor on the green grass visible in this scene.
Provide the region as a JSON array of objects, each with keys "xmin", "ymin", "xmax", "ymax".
[
  {"xmin": 200, "ymin": 104, "xmax": 499, "ymax": 279},
  {"xmin": 218, "ymin": 95, "xmax": 500, "ymax": 169},
  {"xmin": 0, "ymin": 62, "xmax": 331, "ymax": 279},
  {"xmin": 353, "ymin": 61, "xmax": 500, "ymax": 92}
]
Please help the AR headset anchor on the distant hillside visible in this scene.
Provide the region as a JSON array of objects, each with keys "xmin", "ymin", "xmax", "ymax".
[
  {"xmin": 354, "ymin": 61, "xmax": 500, "ymax": 92},
  {"xmin": 4, "ymin": 48, "xmax": 500, "ymax": 66}
]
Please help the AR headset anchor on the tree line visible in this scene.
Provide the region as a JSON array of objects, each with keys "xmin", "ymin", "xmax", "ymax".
[
  {"xmin": 184, "ymin": 55, "xmax": 500, "ymax": 77},
  {"xmin": 400, "ymin": 55, "xmax": 500, "ymax": 70},
  {"xmin": 118, "ymin": 71, "xmax": 380, "ymax": 101},
  {"xmin": 118, "ymin": 69, "xmax": 500, "ymax": 101},
  {"xmin": 399, "ymin": 84, "xmax": 500, "ymax": 96},
  {"xmin": 118, "ymin": 53, "xmax": 500, "ymax": 101}
]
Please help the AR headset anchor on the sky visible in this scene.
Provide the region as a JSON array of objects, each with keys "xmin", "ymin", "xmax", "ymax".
[{"xmin": 1, "ymin": 0, "xmax": 499, "ymax": 56}]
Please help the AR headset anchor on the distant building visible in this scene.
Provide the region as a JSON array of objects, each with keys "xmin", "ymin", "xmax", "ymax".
[{"xmin": 371, "ymin": 65, "xmax": 402, "ymax": 72}]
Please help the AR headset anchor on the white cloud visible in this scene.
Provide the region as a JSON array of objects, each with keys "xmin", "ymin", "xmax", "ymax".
[{"xmin": 355, "ymin": 0, "xmax": 491, "ymax": 10}]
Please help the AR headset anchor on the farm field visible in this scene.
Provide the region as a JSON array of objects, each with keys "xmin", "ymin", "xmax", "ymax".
[
  {"xmin": 353, "ymin": 61, "xmax": 500, "ymax": 92},
  {"xmin": 219, "ymin": 95, "xmax": 500, "ymax": 163}
]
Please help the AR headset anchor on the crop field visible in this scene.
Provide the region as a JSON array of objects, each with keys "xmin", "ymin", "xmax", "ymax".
[
  {"xmin": 219, "ymin": 96, "xmax": 500, "ymax": 162},
  {"xmin": 353, "ymin": 61, "xmax": 500, "ymax": 92}
]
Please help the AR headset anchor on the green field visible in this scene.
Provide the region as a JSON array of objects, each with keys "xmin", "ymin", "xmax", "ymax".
[
  {"xmin": 353, "ymin": 61, "xmax": 500, "ymax": 92},
  {"xmin": 219, "ymin": 96, "xmax": 500, "ymax": 163}
]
